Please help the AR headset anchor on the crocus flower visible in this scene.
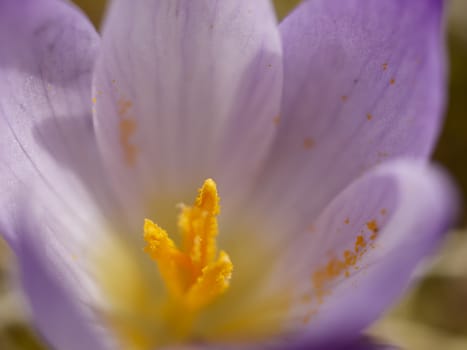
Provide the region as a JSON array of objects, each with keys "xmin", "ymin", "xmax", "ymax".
[{"xmin": 0, "ymin": 0, "xmax": 455, "ymax": 349}]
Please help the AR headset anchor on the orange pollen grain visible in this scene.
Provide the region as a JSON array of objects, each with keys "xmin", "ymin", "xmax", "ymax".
[
  {"xmin": 303, "ymin": 137, "xmax": 315, "ymax": 150},
  {"xmin": 302, "ymin": 310, "xmax": 317, "ymax": 324},
  {"xmin": 367, "ymin": 220, "xmax": 379, "ymax": 240},
  {"xmin": 354, "ymin": 235, "xmax": 367, "ymax": 253},
  {"xmin": 119, "ymin": 118, "xmax": 138, "ymax": 165},
  {"xmin": 343, "ymin": 250, "xmax": 357, "ymax": 266},
  {"xmin": 273, "ymin": 115, "xmax": 281, "ymax": 125},
  {"xmin": 366, "ymin": 220, "xmax": 379, "ymax": 234}
]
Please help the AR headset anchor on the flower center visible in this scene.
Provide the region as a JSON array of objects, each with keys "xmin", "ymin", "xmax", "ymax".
[
  {"xmin": 98, "ymin": 179, "xmax": 288, "ymax": 348},
  {"xmin": 143, "ymin": 178, "xmax": 233, "ymax": 312}
]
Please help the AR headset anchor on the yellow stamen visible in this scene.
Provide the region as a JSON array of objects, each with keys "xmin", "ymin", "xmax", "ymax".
[
  {"xmin": 144, "ymin": 179, "xmax": 233, "ymax": 312},
  {"xmin": 185, "ymin": 250, "xmax": 233, "ymax": 310}
]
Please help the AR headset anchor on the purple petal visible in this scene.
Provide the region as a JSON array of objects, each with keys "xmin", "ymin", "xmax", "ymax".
[
  {"xmin": 93, "ymin": 0, "xmax": 283, "ymax": 225},
  {"xmin": 0, "ymin": 3, "xmax": 116, "ymax": 346},
  {"xmin": 0, "ymin": 0, "xmax": 114, "ymax": 243},
  {"xmin": 278, "ymin": 160, "xmax": 455, "ymax": 347},
  {"xmin": 255, "ymin": 0, "xmax": 446, "ymax": 229},
  {"xmin": 7, "ymin": 182, "xmax": 115, "ymax": 350},
  {"xmin": 15, "ymin": 229, "xmax": 112, "ymax": 350}
]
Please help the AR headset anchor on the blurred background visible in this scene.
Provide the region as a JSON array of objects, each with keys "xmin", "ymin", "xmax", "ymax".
[{"xmin": 0, "ymin": 1, "xmax": 466, "ymax": 349}]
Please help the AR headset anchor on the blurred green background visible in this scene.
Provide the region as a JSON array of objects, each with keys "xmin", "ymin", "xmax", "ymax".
[{"xmin": 0, "ymin": 1, "xmax": 466, "ymax": 349}]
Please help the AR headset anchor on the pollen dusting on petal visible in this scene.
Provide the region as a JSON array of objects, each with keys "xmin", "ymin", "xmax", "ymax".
[
  {"xmin": 366, "ymin": 113, "xmax": 373, "ymax": 121},
  {"xmin": 119, "ymin": 117, "xmax": 138, "ymax": 166},
  {"xmin": 341, "ymin": 95, "xmax": 348, "ymax": 102},
  {"xmin": 366, "ymin": 220, "xmax": 379, "ymax": 234},
  {"xmin": 343, "ymin": 250, "xmax": 357, "ymax": 266},
  {"xmin": 302, "ymin": 309, "xmax": 318, "ymax": 325},
  {"xmin": 354, "ymin": 235, "xmax": 367, "ymax": 253},
  {"xmin": 309, "ymin": 221, "xmax": 381, "ymax": 308},
  {"xmin": 382, "ymin": 63, "xmax": 388, "ymax": 71},
  {"xmin": 389, "ymin": 78, "xmax": 396, "ymax": 85}
]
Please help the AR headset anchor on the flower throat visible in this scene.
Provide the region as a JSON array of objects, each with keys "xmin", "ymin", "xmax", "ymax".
[{"xmin": 143, "ymin": 178, "xmax": 233, "ymax": 313}]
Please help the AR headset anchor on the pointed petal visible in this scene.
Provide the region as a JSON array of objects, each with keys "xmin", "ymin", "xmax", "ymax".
[
  {"xmin": 0, "ymin": 3, "xmax": 119, "ymax": 345},
  {"xmin": 278, "ymin": 160, "xmax": 455, "ymax": 346},
  {"xmin": 257, "ymin": 0, "xmax": 446, "ymax": 226},
  {"xmin": 0, "ymin": 0, "xmax": 114, "ymax": 243},
  {"xmin": 8, "ymin": 183, "xmax": 116, "ymax": 350},
  {"xmin": 93, "ymin": 0, "xmax": 282, "ymax": 222},
  {"xmin": 16, "ymin": 235, "xmax": 113, "ymax": 350}
]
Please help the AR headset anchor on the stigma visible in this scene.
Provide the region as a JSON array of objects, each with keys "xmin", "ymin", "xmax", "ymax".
[{"xmin": 143, "ymin": 179, "xmax": 233, "ymax": 311}]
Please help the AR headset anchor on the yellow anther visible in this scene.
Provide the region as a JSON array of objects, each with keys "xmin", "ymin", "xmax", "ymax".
[
  {"xmin": 194, "ymin": 178, "xmax": 220, "ymax": 215},
  {"xmin": 185, "ymin": 251, "xmax": 233, "ymax": 310},
  {"xmin": 143, "ymin": 179, "xmax": 233, "ymax": 312},
  {"xmin": 144, "ymin": 219, "xmax": 191, "ymax": 297}
]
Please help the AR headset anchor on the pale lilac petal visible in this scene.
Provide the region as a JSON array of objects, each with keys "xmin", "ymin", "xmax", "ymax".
[
  {"xmin": 0, "ymin": 0, "xmax": 114, "ymax": 243},
  {"xmin": 8, "ymin": 184, "xmax": 116, "ymax": 350},
  {"xmin": 16, "ymin": 235, "xmax": 112, "ymax": 350},
  {"xmin": 0, "ymin": 2, "xmax": 117, "ymax": 343},
  {"xmin": 93, "ymin": 0, "xmax": 282, "ymax": 225},
  {"xmin": 278, "ymin": 160, "xmax": 455, "ymax": 347},
  {"xmin": 255, "ymin": 0, "xmax": 446, "ymax": 229}
]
